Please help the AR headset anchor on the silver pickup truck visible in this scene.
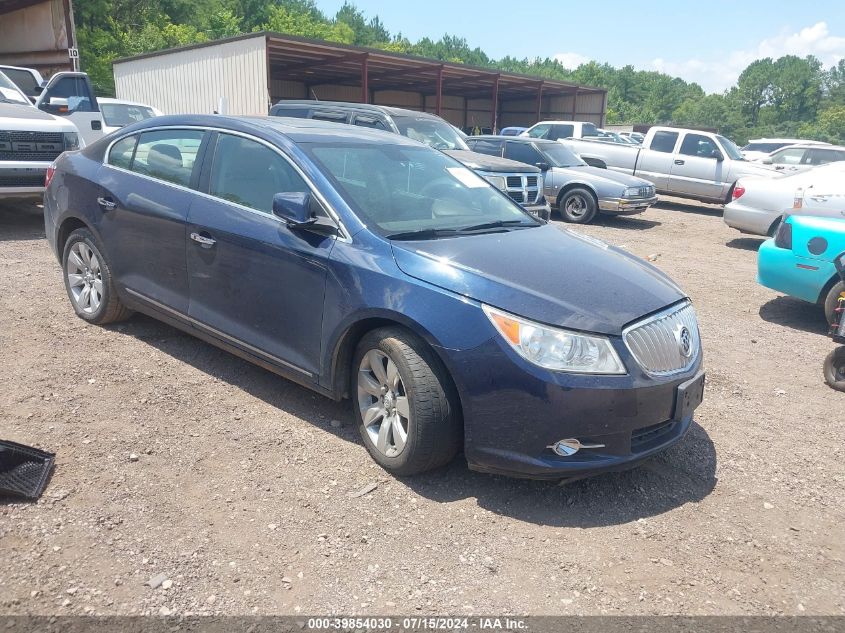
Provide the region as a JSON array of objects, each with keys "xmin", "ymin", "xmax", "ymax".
[{"xmin": 545, "ymin": 125, "xmax": 779, "ymax": 204}]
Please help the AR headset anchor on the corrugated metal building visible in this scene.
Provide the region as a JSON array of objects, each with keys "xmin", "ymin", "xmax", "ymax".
[
  {"xmin": 113, "ymin": 32, "xmax": 607, "ymax": 130},
  {"xmin": 0, "ymin": 0, "xmax": 77, "ymax": 76}
]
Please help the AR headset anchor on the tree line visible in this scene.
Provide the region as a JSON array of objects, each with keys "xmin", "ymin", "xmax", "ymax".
[{"xmin": 74, "ymin": 0, "xmax": 845, "ymax": 145}]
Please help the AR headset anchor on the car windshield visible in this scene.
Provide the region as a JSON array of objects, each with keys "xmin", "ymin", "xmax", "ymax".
[
  {"xmin": 0, "ymin": 71, "xmax": 31, "ymax": 105},
  {"xmin": 717, "ymin": 135, "xmax": 744, "ymax": 160},
  {"xmin": 540, "ymin": 144, "xmax": 586, "ymax": 167},
  {"xmin": 304, "ymin": 143, "xmax": 539, "ymax": 238},
  {"xmin": 392, "ymin": 115, "xmax": 470, "ymax": 151},
  {"xmin": 101, "ymin": 103, "xmax": 157, "ymax": 127}
]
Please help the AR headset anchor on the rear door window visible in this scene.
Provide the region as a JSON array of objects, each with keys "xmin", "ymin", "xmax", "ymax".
[
  {"xmin": 108, "ymin": 135, "xmax": 138, "ymax": 170},
  {"xmin": 130, "ymin": 129, "xmax": 204, "ymax": 188},
  {"xmin": 549, "ymin": 124, "xmax": 575, "ymax": 140},
  {"xmin": 806, "ymin": 148, "xmax": 845, "ymax": 166},
  {"xmin": 208, "ymin": 133, "xmax": 308, "ymax": 214},
  {"xmin": 650, "ymin": 131, "xmax": 679, "ymax": 153}
]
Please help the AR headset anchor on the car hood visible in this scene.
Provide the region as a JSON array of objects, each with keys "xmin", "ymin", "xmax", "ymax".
[
  {"xmin": 554, "ymin": 164, "xmax": 652, "ymax": 188},
  {"xmin": 444, "ymin": 149, "xmax": 541, "ymax": 174},
  {"xmin": 733, "ymin": 160, "xmax": 781, "ymax": 178},
  {"xmin": 0, "ymin": 102, "xmax": 77, "ymax": 131},
  {"xmin": 390, "ymin": 224, "xmax": 685, "ymax": 335}
]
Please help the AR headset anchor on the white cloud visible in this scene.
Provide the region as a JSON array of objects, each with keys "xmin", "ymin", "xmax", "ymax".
[
  {"xmin": 553, "ymin": 52, "xmax": 590, "ymax": 70},
  {"xmin": 649, "ymin": 22, "xmax": 845, "ymax": 93}
]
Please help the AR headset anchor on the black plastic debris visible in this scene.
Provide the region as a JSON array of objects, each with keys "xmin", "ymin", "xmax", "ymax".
[{"xmin": 0, "ymin": 440, "xmax": 55, "ymax": 500}]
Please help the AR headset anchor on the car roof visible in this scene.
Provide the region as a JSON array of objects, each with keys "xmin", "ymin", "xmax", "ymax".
[
  {"xmin": 748, "ymin": 138, "xmax": 829, "ymax": 144},
  {"xmin": 774, "ymin": 143, "xmax": 845, "ymax": 152},
  {"xmin": 272, "ymin": 100, "xmax": 442, "ymax": 121},
  {"xmin": 118, "ymin": 114, "xmax": 423, "ymax": 146}
]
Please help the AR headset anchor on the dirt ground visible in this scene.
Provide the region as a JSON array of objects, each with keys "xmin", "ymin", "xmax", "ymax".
[{"xmin": 0, "ymin": 197, "xmax": 843, "ymax": 617}]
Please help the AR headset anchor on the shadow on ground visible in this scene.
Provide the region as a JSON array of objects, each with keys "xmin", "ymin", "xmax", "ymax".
[
  {"xmin": 0, "ymin": 202, "xmax": 45, "ymax": 242},
  {"xmin": 111, "ymin": 314, "xmax": 717, "ymax": 528},
  {"xmin": 759, "ymin": 295, "xmax": 827, "ymax": 335},
  {"xmin": 653, "ymin": 199, "xmax": 723, "ymax": 217},
  {"xmin": 725, "ymin": 237, "xmax": 764, "ymax": 252}
]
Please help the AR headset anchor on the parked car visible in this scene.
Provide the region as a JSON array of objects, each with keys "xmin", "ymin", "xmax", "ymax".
[
  {"xmin": 0, "ymin": 70, "xmax": 80, "ymax": 202},
  {"xmin": 0, "ymin": 64, "xmax": 44, "ymax": 103},
  {"xmin": 560, "ymin": 126, "xmax": 779, "ymax": 204},
  {"xmin": 98, "ymin": 98, "xmax": 163, "ymax": 134},
  {"xmin": 466, "ymin": 135, "xmax": 657, "ymax": 223},
  {"xmin": 499, "ymin": 126, "xmax": 527, "ymax": 136},
  {"xmin": 724, "ymin": 162, "xmax": 845, "ymax": 236},
  {"xmin": 759, "ymin": 143, "xmax": 845, "ymax": 174},
  {"xmin": 620, "ymin": 131, "xmax": 644, "ymax": 144},
  {"xmin": 521, "ymin": 120, "xmax": 600, "ymax": 141},
  {"xmin": 741, "ymin": 138, "xmax": 830, "ymax": 162},
  {"xmin": 270, "ymin": 101, "xmax": 550, "ymax": 219},
  {"xmin": 44, "ymin": 114, "xmax": 704, "ymax": 480},
  {"xmin": 758, "ymin": 214, "xmax": 845, "ymax": 324}
]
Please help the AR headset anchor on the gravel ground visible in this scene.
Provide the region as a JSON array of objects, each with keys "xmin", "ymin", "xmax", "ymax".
[{"xmin": 0, "ymin": 197, "xmax": 843, "ymax": 617}]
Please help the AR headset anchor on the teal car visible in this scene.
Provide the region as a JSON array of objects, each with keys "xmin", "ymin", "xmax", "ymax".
[{"xmin": 758, "ymin": 214, "xmax": 845, "ymax": 324}]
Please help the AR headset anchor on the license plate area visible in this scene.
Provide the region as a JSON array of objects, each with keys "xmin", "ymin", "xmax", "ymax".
[{"xmin": 673, "ymin": 371, "xmax": 705, "ymax": 422}]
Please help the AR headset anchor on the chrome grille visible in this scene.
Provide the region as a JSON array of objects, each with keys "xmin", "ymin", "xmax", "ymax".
[
  {"xmin": 498, "ymin": 172, "xmax": 542, "ymax": 206},
  {"xmin": 623, "ymin": 301, "xmax": 700, "ymax": 376}
]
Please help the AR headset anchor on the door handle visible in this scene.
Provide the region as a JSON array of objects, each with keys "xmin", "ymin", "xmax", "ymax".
[
  {"xmin": 190, "ymin": 232, "xmax": 216, "ymax": 247},
  {"xmin": 673, "ymin": 159, "xmax": 685, "ymax": 165},
  {"xmin": 97, "ymin": 196, "xmax": 116, "ymax": 211}
]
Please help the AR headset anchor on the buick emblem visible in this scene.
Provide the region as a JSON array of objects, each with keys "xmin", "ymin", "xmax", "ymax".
[{"xmin": 676, "ymin": 325, "xmax": 693, "ymax": 358}]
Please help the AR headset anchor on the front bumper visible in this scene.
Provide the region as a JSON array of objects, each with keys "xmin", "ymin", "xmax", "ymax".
[
  {"xmin": 0, "ymin": 162, "xmax": 48, "ymax": 200},
  {"xmin": 598, "ymin": 195, "xmax": 657, "ymax": 214},
  {"xmin": 442, "ymin": 337, "xmax": 703, "ymax": 480},
  {"xmin": 757, "ymin": 238, "xmax": 833, "ymax": 304},
  {"xmin": 523, "ymin": 200, "xmax": 552, "ymax": 221}
]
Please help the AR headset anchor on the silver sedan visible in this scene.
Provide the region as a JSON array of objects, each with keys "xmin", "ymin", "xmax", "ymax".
[{"xmin": 466, "ymin": 136, "xmax": 657, "ymax": 224}]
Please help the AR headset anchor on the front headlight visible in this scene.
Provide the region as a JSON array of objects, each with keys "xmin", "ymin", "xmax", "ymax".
[
  {"xmin": 482, "ymin": 304, "xmax": 626, "ymax": 374},
  {"xmin": 482, "ymin": 175, "xmax": 506, "ymax": 191},
  {"xmin": 63, "ymin": 132, "xmax": 80, "ymax": 151},
  {"xmin": 623, "ymin": 186, "xmax": 640, "ymax": 198}
]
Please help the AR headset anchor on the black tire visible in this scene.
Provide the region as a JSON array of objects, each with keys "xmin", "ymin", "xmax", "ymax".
[
  {"xmin": 823, "ymin": 347, "xmax": 845, "ymax": 392},
  {"xmin": 559, "ymin": 187, "xmax": 598, "ymax": 224},
  {"xmin": 351, "ymin": 327, "xmax": 461, "ymax": 476},
  {"xmin": 62, "ymin": 228, "xmax": 132, "ymax": 325},
  {"xmin": 824, "ymin": 281, "xmax": 845, "ymax": 326}
]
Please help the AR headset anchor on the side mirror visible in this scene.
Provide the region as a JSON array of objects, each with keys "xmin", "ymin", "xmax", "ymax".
[
  {"xmin": 272, "ymin": 191, "xmax": 338, "ymax": 235},
  {"xmin": 711, "ymin": 149, "xmax": 724, "ymax": 161},
  {"xmin": 273, "ymin": 192, "xmax": 313, "ymax": 225},
  {"xmin": 45, "ymin": 96, "xmax": 70, "ymax": 113},
  {"xmin": 761, "ymin": 157, "xmax": 773, "ymax": 165},
  {"xmin": 535, "ymin": 162, "xmax": 550, "ymax": 171}
]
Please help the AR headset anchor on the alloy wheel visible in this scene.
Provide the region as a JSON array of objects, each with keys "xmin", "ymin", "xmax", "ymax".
[
  {"xmin": 357, "ymin": 349, "xmax": 410, "ymax": 457},
  {"xmin": 565, "ymin": 194, "xmax": 588, "ymax": 218},
  {"xmin": 66, "ymin": 241, "xmax": 103, "ymax": 314}
]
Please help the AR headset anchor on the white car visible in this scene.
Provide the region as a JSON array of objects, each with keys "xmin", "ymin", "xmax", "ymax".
[
  {"xmin": 758, "ymin": 143, "xmax": 845, "ymax": 174},
  {"xmin": 723, "ymin": 162, "xmax": 845, "ymax": 236},
  {"xmin": 0, "ymin": 70, "xmax": 81, "ymax": 201},
  {"xmin": 741, "ymin": 137, "xmax": 829, "ymax": 162},
  {"xmin": 98, "ymin": 97, "xmax": 163, "ymax": 134}
]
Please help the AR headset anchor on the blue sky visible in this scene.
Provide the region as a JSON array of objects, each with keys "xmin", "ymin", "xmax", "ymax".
[{"xmin": 315, "ymin": 0, "xmax": 845, "ymax": 93}]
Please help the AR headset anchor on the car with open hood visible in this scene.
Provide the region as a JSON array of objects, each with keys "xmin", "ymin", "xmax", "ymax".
[{"xmin": 44, "ymin": 115, "xmax": 704, "ymax": 480}]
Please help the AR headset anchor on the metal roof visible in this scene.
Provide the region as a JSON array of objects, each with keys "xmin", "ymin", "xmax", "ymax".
[{"xmin": 115, "ymin": 32, "xmax": 605, "ymax": 102}]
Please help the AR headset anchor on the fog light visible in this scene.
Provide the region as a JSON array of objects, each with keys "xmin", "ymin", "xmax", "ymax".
[{"xmin": 548, "ymin": 438, "xmax": 605, "ymax": 457}]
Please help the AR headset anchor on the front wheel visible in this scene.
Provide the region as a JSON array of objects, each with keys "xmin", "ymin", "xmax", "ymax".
[
  {"xmin": 824, "ymin": 347, "xmax": 845, "ymax": 391},
  {"xmin": 352, "ymin": 327, "xmax": 460, "ymax": 476},
  {"xmin": 559, "ymin": 187, "xmax": 598, "ymax": 224},
  {"xmin": 824, "ymin": 281, "xmax": 845, "ymax": 326}
]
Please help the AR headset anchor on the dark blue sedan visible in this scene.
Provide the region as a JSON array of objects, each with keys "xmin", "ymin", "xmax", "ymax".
[{"xmin": 44, "ymin": 115, "xmax": 704, "ymax": 479}]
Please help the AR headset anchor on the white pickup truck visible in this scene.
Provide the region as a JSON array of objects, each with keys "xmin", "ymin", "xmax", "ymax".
[
  {"xmin": 522, "ymin": 122, "xmax": 779, "ymax": 204},
  {"xmin": 0, "ymin": 70, "xmax": 80, "ymax": 202}
]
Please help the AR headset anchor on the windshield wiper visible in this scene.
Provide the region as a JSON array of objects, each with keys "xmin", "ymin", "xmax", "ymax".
[
  {"xmin": 385, "ymin": 228, "xmax": 466, "ymax": 241},
  {"xmin": 456, "ymin": 219, "xmax": 535, "ymax": 232}
]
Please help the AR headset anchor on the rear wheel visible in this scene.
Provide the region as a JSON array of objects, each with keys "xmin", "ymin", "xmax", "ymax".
[
  {"xmin": 823, "ymin": 347, "xmax": 845, "ymax": 392},
  {"xmin": 824, "ymin": 281, "xmax": 845, "ymax": 326},
  {"xmin": 352, "ymin": 327, "xmax": 460, "ymax": 476},
  {"xmin": 559, "ymin": 187, "xmax": 598, "ymax": 224},
  {"xmin": 62, "ymin": 228, "xmax": 132, "ymax": 325}
]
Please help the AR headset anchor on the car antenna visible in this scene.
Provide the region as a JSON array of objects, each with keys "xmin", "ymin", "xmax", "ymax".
[{"xmin": 310, "ymin": 88, "xmax": 320, "ymax": 101}]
